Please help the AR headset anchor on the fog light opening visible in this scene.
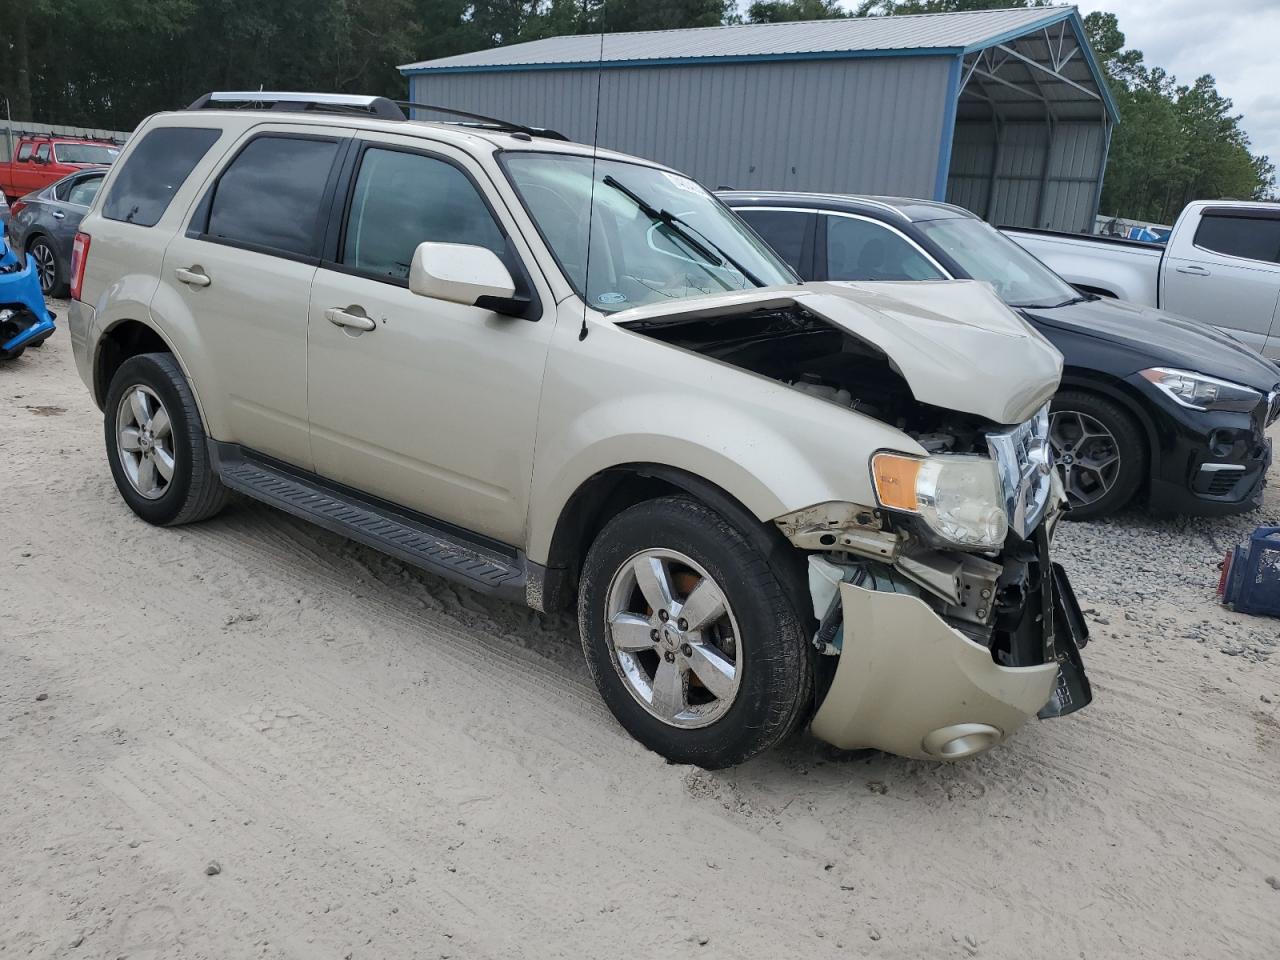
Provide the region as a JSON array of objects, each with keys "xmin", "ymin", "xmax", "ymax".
[{"xmin": 922, "ymin": 723, "xmax": 1002, "ymax": 760}]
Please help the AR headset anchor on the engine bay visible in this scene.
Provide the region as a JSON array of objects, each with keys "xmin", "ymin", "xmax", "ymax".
[{"xmin": 620, "ymin": 305, "xmax": 993, "ymax": 453}]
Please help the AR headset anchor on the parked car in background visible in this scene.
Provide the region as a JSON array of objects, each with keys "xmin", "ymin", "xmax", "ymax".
[
  {"xmin": 7, "ymin": 167, "xmax": 107, "ymax": 296},
  {"xmin": 0, "ymin": 135, "xmax": 119, "ymax": 203},
  {"xmin": 0, "ymin": 231, "xmax": 56, "ymax": 360},
  {"xmin": 66, "ymin": 91, "xmax": 1092, "ymax": 767},
  {"xmin": 722, "ymin": 191, "xmax": 1280, "ymax": 519},
  {"xmin": 1004, "ymin": 201, "xmax": 1280, "ymax": 359},
  {"xmin": 0, "ymin": 192, "xmax": 9, "ymax": 235}
]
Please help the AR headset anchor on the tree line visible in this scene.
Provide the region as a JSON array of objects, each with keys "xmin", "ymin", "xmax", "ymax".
[{"xmin": 2, "ymin": 0, "xmax": 1272, "ymax": 225}]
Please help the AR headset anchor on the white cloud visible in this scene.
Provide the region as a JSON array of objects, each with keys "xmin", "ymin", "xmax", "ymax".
[{"xmin": 1073, "ymin": 0, "xmax": 1280, "ymax": 163}]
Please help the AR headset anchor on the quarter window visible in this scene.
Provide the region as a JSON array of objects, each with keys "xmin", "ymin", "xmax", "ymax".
[
  {"xmin": 825, "ymin": 215, "xmax": 944, "ymax": 282},
  {"xmin": 103, "ymin": 126, "xmax": 221, "ymax": 227},
  {"xmin": 35, "ymin": 143, "xmax": 50, "ymax": 162},
  {"xmin": 1194, "ymin": 214, "xmax": 1280, "ymax": 265},
  {"xmin": 341, "ymin": 148, "xmax": 505, "ymax": 281},
  {"xmin": 736, "ymin": 209, "xmax": 813, "ymax": 275}
]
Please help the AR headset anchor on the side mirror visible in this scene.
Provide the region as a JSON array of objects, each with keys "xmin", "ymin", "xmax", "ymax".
[{"xmin": 409, "ymin": 242, "xmax": 520, "ymax": 312}]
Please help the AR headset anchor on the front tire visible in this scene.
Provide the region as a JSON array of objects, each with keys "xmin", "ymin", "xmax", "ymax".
[
  {"xmin": 1050, "ymin": 389, "xmax": 1147, "ymax": 519},
  {"xmin": 104, "ymin": 352, "xmax": 228, "ymax": 526},
  {"xmin": 578, "ymin": 496, "xmax": 813, "ymax": 768}
]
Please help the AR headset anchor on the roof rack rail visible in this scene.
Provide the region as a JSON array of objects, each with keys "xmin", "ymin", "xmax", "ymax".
[
  {"xmin": 187, "ymin": 91, "xmax": 407, "ymax": 121},
  {"xmin": 395, "ymin": 101, "xmax": 569, "ymax": 141},
  {"xmin": 183, "ymin": 92, "xmax": 569, "ymax": 141}
]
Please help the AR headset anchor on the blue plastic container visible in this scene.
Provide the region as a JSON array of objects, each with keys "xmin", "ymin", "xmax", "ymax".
[{"xmin": 1218, "ymin": 527, "xmax": 1280, "ymax": 618}]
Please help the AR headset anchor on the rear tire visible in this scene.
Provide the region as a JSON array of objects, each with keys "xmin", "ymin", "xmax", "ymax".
[
  {"xmin": 1050, "ymin": 389, "xmax": 1147, "ymax": 520},
  {"xmin": 104, "ymin": 352, "xmax": 228, "ymax": 526},
  {"xmin": 28, "ymin": 237, "xmax": 65, "ymax": 298},
  {"xmin": 578, "ymin": 495, "xmax": 813, "ymax": 769}
]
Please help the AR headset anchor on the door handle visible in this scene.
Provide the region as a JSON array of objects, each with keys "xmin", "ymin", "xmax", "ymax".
[
  {"xmin": 325, "ymin": 307, "xmax": 376, "ymax": 332},
  {"xmin": 52, "ymin": 211, "xmax": 65, "ymax": 219},
  {"xmin": 174, "ymin": 266, "xmax": 211, "ymax": 287},
  {"xmin": 1175, "ymin": 264, "xmax": 1210, "ymax": 276}
]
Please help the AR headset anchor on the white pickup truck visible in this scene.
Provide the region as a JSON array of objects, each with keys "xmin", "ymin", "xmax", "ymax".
[{"xmin": 1004, "ymin": 200, "xmax": 1280, "ymax": 359}]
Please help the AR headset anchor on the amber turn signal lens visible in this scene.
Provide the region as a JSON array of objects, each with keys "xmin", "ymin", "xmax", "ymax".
[{"xmin": 870, "ymin": 453, "xmax": 922, "ymax": 511}]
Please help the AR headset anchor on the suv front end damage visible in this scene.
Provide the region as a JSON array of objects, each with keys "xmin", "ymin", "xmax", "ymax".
[{"xmin": 779, "ymin": 408, "xmax": 1092, "ymax": 761}]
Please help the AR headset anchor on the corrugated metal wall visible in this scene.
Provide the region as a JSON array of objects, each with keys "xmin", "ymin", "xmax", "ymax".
[
  {"xmin": 411, "ymin": 56, "xmax": 953, "ymax": 197},
  {"xmin": 946, "ymin": 120, "xmax": 1104, "ymax": 232}
]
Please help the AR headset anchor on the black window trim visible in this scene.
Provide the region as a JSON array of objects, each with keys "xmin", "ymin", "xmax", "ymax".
[
  {"xmin": 188, "ymin": 131, "xmax": 351, "ymax": 267},
  {"xmin": 1192, "ymin": 212, "xmax": 1280, "ymax": 267},
  {"xmin": 319, "ymin": 139, "xmax": 542, "ymax": 321}
]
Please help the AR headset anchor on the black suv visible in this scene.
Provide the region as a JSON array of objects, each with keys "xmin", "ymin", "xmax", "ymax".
[{"xmin": 722, "ymin": 191, "xmax": 1280, "ymax": 519}]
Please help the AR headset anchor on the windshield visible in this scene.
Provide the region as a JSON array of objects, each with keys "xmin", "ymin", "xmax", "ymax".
[
  {"xmin": 916, "ymin": 216, "xmax": 1081, "ymax": 308},
  {"xmin": 501, "ymin": 153, "xmax": 796, "ymax": 312},
  {"xmin": 54, "ymin": 143, "xmax": 119, "ymax": 165}
]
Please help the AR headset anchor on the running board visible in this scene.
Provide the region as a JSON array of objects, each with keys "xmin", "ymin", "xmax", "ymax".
[{"xmin": 210, "ymin": 443, "xmax": 527, "ymax": 600}]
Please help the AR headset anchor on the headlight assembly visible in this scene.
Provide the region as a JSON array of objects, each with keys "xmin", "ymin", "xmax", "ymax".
[
  {"xmin": 870, "ymin": 452, "xmax": 1008, "ymax": 550},
  {"xmin": 1140, "ymin": 367, "xmax": 1262, "ymax": 413}
]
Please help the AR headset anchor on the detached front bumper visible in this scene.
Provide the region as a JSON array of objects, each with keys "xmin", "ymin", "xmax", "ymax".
[
  {"xmin": 810, "ymin": 546, "xmax": 1091, "ymax": 761},
  {"xmin": 0, "ymin": 247, "xmax": 56, "ymax": 360}
]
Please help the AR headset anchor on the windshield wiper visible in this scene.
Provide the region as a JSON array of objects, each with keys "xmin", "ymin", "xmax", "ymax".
[
  {"xmin": 601, "ymin": 175, "xmax": 765, "ymax": 287},
  {"xmin": 1012, "ymin": 295, "xmax": 1091, "ymax": 310}
]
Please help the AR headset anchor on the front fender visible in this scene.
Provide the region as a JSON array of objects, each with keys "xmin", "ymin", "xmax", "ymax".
[{"xmin": 525, "ymin": 309, "xmax": 926, "ymax": 565}]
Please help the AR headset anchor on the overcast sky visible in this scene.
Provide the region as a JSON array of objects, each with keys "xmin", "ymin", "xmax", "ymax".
[{"xmin": 1069, "ymin": 1, "xmax": 1279, "ymax": 163}]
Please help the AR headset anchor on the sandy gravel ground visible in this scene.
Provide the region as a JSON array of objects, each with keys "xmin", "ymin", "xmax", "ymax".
[{"xmin": 3, "ymin": 307, "xmax": 1280, "ymax": 959}]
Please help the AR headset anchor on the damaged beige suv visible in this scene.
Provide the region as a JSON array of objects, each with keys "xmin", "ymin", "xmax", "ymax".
[{"xmin": 68, "ymin": 92, "xmax": 1091, "ymax": 768}]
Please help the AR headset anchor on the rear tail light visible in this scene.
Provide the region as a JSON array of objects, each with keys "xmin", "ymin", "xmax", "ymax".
[
  {"xmin": 8, "ymin": 200, "xmax": 26, "ymax": 218},
  {"xmin": 70, "ymin": 232, "xmax": 91, "ymax": 302}
]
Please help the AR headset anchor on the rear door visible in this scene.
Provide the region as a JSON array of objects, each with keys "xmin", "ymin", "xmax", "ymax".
[
  {"xmin": 10, "ymin": 141, "xmax": 37, "ymax": 196},
  {"xmin": 306, "ymin": 133, "xmax": 556, "ymax": 543},
  {"xmin": 1161, "ymin": 207, "xmax": 1280, "ymax": 356},
  {"xmin": 159, "ymin": 126, "xmax": 352, "ymax": 468},
  {"xmin": 45, "ymin": 171, "xmax": 105, "ymax": 260}
]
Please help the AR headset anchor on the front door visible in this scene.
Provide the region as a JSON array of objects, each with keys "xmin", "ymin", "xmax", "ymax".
[
  {"xmin": 306, "ymin": 134, "xmax": 555, "ymax": 544},
  {"xmin": 159, "ymin": 126, "xmax": 351, "ymax": 468},
  {"xmin": 1162, "ymin": 208, "xmax": 1280, "ymax": 357}
]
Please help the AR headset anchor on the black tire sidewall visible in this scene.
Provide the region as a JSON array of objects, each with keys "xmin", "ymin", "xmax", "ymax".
[
  {"xmin": 103, "ymin": 354, "xmax": 201, "ymax": 526},
  {"xmin": 1052, "ymin": 389, "xmax": 1147, "ymax": 519},
  {"xmin": 579, "ymin": 496, "xmax": 810, "ymax": 768}
]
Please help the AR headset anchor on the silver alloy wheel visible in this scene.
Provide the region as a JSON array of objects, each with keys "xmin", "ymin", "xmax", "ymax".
[
  {"xmin": 31, "ymin": 241, "xmax": 56, "ymax": 294},
  {"xmin": 604, "ymin": 548, "xmax": 742, "ymax": 729},
  {"xmin": 1049, "ymin": 409, "xmax": 1121, "ymax": 507},
  {"xmin": 114, "ymin": 384, "xmax": 175, "ymax": 500}
]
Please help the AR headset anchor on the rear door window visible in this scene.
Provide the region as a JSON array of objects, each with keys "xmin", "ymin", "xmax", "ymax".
[
  {"xmin": 1193, "ymin": 214, "xmax": 1280, "ymax": 265},
  {"xmin": 103, "ymin": 126, "xmax": 221, "ymax": 227},
  {"xmin": 204, "ymin": 135, "xmax": 340, "ymax": 259},
  {"xmin": 824, "ymin": 215, "xmax": 945, "ymax": 281},
  {"xmin": 16, "ymin": 143, "xmax": 32, "ymax": 162},
  {"xmin": 66, "ymin": 175, "xmax": 104, "ymax": 207},
  {"xmin": 340, "ymin": 147, "xmax": 504, "ymax": 281},
  {"xmin": 35, "ymin": 143, "xmax": 50, "ymax": 163},
  {"xmin": 735, "ymin": 208, "xmax": 814, "ymax": 276}
]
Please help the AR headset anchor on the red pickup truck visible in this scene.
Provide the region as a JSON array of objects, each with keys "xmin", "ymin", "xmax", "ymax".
[{"xmin": 0, "ymin": 135, "xmax": 121, "ymax": 202}]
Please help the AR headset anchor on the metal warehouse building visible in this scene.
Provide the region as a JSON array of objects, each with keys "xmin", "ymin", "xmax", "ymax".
[{"xmin": 399, "ymin": 5, "xmax": 1118, "ymax": 233}]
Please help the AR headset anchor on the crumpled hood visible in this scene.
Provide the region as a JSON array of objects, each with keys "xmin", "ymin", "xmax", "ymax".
[
  {"xmin": 1025, "ymin": 296, "xmax": 1280, "ymax": 390},
  {"xmin": 609, "ymin": 280, "xmax": 1063, "ymax": 425}
]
